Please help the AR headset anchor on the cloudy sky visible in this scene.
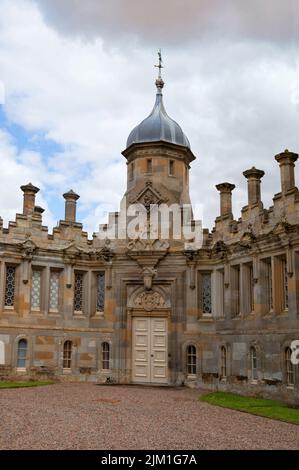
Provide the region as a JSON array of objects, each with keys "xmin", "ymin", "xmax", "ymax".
[{"xmin": 0, "ymin": 0, "xmax": 299, "ymax": 234}]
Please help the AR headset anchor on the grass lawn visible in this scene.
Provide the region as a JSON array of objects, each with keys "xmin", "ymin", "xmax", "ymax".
[
  {"xmin": 200, "ymin": 391, "xmax": 299, "ymax": 425},
  {"xmin": 0, "ymin": 381, "xmax": 55, "ymax": 389}
]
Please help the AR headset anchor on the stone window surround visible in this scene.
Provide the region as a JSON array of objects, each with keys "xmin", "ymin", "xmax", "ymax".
[
  {"xmin": 49, "ymin": 268, "xmax": 63, "ymax": 314},
  {"xmin": 215, "ymin": 268, "xmax": 225, "ymax": 319},
  {"xmin": 219, "ymin": 343, "xmax": 231, "ymax": 381},
  {"xmin": 96, "ymin": 271, "xmax": 105, "ymax": 315},
  {"xmin": 72, "ymin": 268, "xmax": 106, "ymax": 318},
  {"xmin": 284, "ymin": 345, "xmax": 295, "ymax": 388},
  {"xmin": 260, "ymin": 256, "xmax": 273, "ymax": 314},
  {"xmin": 73, "ymin": 270, "xmax": 86, "ymax": 315},
  {"xmin": 14, "ymin": 335, "xmax": 31, "ymax": 371},
  {"xmin": 30, "ymin": 266, "xmax": 44, "ymax": 313},
  {"xmin": 260, "ymin": 251, "xmax": 289, "ymax": 315},
  {"xmin": 63, "ymin": 340, "xmax": 73, "ymax": 370},
  {"xmin": 186, "ymin": 344, "xmax": 197, "ymax": 377},
  {"xmin": 249, "ymin": 345, "xmax": 258, "ymax": 383},
  {"xmin": 168, "ymin": 159, "xmax": 175, "ymax": 176},
  {"xmin": 197, "ymin": 269, "xmax": 213, "ymax": 318},
  {"xmin": 30, "ymin": 264, "xmax": 64, "ymax": 316},
  {"xmin": 2, "ymin": 262, "xmax": 20, "ymax": 312},
  {"xmin": 102, "ymin": 341, "xmax": 110, "ymax": 370}
]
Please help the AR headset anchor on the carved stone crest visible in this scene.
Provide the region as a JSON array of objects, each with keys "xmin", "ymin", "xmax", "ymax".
[{"xmin": 134, "ymin": 290, "xmax": 166, "ymax": 311}]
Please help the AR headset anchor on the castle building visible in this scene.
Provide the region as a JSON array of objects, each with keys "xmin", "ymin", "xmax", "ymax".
[{"xmin": 0, "ymin": 60, "xmax": 298, "ymax": 402}]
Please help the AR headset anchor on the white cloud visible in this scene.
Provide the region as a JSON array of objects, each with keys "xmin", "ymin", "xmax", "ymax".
[
  {"xmin": 34, "ymin": 0, "xmax": 299, "ymax": 44},
  {"xmin": 0, "ymin": 128, "xmax": 56, "ymax": 228},
  {"xmin": 0, "ymin": 0, "xmax": 298, "ymax": 235}
]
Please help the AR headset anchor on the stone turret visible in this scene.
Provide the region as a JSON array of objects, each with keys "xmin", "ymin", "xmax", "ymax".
[
  {"xmin": 20, "ymin": 182, "xmax": 40, "ymax": 216},
  {"xmin": 275, "ymin": 149, "xmax": 298, "ymax": 195},
  {"xmin": 63, "ymin": 189, "xmax": 80, "ymax": 223},
  {"xmin": 216, "ymin": 182, "xmax": 235, "ymax": 218},
  {"xmin": 243, "ymin": 167, "xmax": 264, "ymax": 207}
]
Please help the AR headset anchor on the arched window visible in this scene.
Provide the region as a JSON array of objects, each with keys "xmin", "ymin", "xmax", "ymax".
[
  {"xmin": 102, "ymin": 342, "xmax": 110, "ymax": 370},
  {"xmin": 220, "ymin": 346, "xmax": 227, "ymax": 379},
  {"xmin": 63, "ymin": 340, "xmax": 72, "ymax": 369},
  {"xmin": 250, "ymin": 347, "xmax": 258, "ymax": 381},
  {"xmin": 17, "ymin": 339, "xmax": 27, "ymax": 368},
  {"xmin": 186, "ymin": 345, "xmax": 197, "ymax": 375},
  {"xmin": 285, "ymin": 347, "xmax": 294, "ymax": 387}
]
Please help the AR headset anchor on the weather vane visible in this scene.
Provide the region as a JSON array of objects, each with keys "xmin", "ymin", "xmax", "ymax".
[{"xmin": 155, "ymin": 49, "xmax": 163, "ymax": 79}]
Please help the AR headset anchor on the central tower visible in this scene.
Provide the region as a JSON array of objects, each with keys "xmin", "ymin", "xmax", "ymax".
[{"xmin": 122, "ymin": 52, "xmax": 195, "ymax": 209}]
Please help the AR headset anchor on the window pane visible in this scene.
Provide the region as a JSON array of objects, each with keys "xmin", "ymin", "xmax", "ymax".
[
  {"xmin": 5, "ymin": 266, "xmax": 16, "ymax": 307},
  {"xmin": 221, "ymin": 347, "xmax": 227, "ymax": 378},
  {"xmin": 202, "ymin": 273, "xmax": 212, "ymax": 314},
  {"xmin": 286, "ymin": 348, "xmax": 294, "ymax": 386},
  {"xmin": 17, "ymin": 339, "xmax": 27, "ymax": 368},
  {"xmin": 283, "ymin": 259, "xmax": 288, "ymax": 310},
  {"xmin": 187, "ymin": 345, "xmax": 196, "ymax": 375},
  {"xmin": 74, "ymin": 273, "xmax": 83, "ymax": 311},
  {"xmin": 102, "ymin": 342, "xmax": 110, "ymax": 370},
  {"xmin": 251, "ymin": 347, "xmax": 258, "ymax": 380},
  {"xmin": 96, "ymin": 273, "xmax": 105, "ymax": 312},
  {"xmin": 49, "ymin": 271, "xmax": 59, "ymax": 310},
  {"xmin": 31, "ymin": 270, "xmax": 41, "ymax": 310},
  {"xmin": 63, "ymin": 341, "xmax": 72, "ymax": 369}
]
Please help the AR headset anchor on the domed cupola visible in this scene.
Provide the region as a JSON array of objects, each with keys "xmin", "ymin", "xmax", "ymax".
[{"xmin": 126, "ymin": 52, "xmax": 190, "ymax": 150}]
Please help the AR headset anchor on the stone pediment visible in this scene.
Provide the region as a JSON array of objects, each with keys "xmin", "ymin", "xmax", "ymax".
[
  {"xmin": 272, "ymin": 220, "xmax": 292, "ymax": 236},
  {"xmin": 129, "ymin": 181, "xmax": 166, "ymax": 209},
  {"xmin": 62, "ymin": 241, "xmax": 88, "ymax": 256},
  {"xmin": 211, "ymin": 240, "xmax": 229, "ymax": 258},
  {"xmin": 239, "ymin": 230, "xmax": 256, "ymax": 248},
  {"xmin": 19, "ymin": 238, "xmax": 37, "ymax": 256}
]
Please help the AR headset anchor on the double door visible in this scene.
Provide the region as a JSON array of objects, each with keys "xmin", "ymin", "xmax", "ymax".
[{"xmin": 132, "ymin": 317, "xmax": 168, "ymax": 384}]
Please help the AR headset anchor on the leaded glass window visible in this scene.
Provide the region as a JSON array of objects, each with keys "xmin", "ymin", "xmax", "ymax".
[
  {"xmin": 31, "ymin": 270, "xmax": 41, "ymax": 310},
  {"xmin": 249, "ymin": 264, "xmax": 254, "ymax": 312},
  {"xmin": 96, "ymin": 273, "xmax": 105, "ymax": 312},
  {"xmin": 102, "ymin": 342, "xmax": 110, "ymax": 370},
  {"xmin": 220, "ymin": 346, "xmax": 227, "ymax": 378},
  {"xmin": 49, "ymin": 271, "xmax": 59, "ymax": 311},
  {"xmin": 63, "ymin": 340, "xmax": 72, "ymax": 369},
  {"xmin": 202, "ymin": 273, "xmax": 212, "ymax": 314},
  {"xmin": 232, "ymin": 265, "xmax": 240, "ymax": 316},
  {"xmin": 74, "ymin": 272, "xmax": 83, "ymax": 312},
  {"xmin": 4, "ymin": 266, "xmax": 16, "ymax": 307},
  {"xmin": 285, "ymin": 347, "xmax": 294, "ymax": 387},
  {"xmin": 265, "ymin": 259, "xmax": 273, "ymax": 311},
  {"xmin": 250, "ymin": 347, "xmax": 258, "ymax": 381},
  {"xmin": 187, "ymin": 345, "xmax": 196, "ymax": 375},
  {"xmin": 17, "ymin": 339, "xmax": 27, "ymax": 368},
  {"xmin": 282, "ymin": 259, "xmax": 288, "ymax": 310}
]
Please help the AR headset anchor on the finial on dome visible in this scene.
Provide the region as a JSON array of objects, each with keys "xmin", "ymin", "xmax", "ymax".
[{"xmin": 155, "ymin": 48, "xmax": 164, "ymax": 94}]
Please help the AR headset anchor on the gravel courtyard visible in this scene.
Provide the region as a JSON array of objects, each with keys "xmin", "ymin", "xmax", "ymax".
[{"xmin": 0, "ymin": 383, "xmax": 298, "ymax": 450}]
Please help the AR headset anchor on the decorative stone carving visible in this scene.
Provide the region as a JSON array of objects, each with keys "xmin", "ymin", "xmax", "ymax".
[
  {"xmin": 134, "ymin": 290, "xmax": 166, "ymax": 311},
  {"xmin": 127, "ymin": 238, "xmax": 169, "ymax": 252},
  {"xmin": 142, "ymin": 267, "xmax": 157, "ymax": 290}
]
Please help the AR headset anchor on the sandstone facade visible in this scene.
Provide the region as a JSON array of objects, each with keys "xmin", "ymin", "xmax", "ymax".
[{"xmin": 0, "ymin": 75, "xmax": 298, "ymax": 403}]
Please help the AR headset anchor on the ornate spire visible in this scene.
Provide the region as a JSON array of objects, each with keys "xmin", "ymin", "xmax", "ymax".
[{"xmin": 154, "ymin": 49, "xmax": 164, "ymax": 94}]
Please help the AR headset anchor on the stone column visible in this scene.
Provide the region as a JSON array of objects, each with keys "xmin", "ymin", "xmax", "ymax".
[
  {"xmin": 243, "ymin": 167, "xmax": 265, "ymax": 207},
  {"xmin": 20, "ymin": 182, "xmax": 40, "ymax": 215},
  {"xmin": 216, "ymin": 182, "xmax": 235, "ymax": 217},
  {"xmin": 63, "ymin": 190, "xmax": 80, "ymax": 223},
  {"xmin": 275, "ymin": 149, "xmax": 298, "ymax": 195}
]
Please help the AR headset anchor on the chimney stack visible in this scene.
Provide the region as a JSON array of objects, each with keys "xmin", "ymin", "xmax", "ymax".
[
  {"xmin": 275, "ymin": 149, "xmax": 298, "ymax": 195},
  {"xmin": 63, "ymin": 190, "xmax": 80, "ymax": 223},
  {"xmin": 243, "ymin": 167, "xmax": 264, "ymax": 207},
  {"xmin": 20, "ymin": 182, "xmax": 40, "ymax": 216},
  {"xmin": 216, "ymin": 182, "xmax": 235, "ymax": 217}
]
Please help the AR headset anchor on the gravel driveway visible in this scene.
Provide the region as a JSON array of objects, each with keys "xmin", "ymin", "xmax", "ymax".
[{"xmin": 0, "ymin": 383, "xmax": 298, "ymax": 450}]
